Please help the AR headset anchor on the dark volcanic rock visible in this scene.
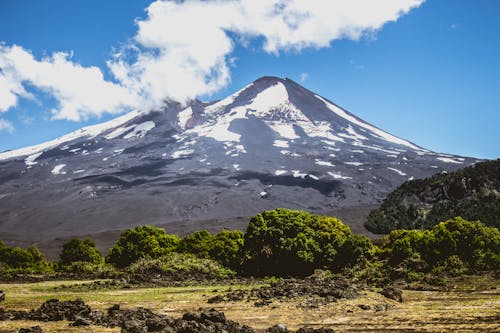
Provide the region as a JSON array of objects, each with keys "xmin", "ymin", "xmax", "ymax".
[
  {"xmin": 0, "ymin": 290, "xmax": 5, "ymax": 302},
  {"xmin": 209, "ymin": 276, "xmax": 358, "ymax": 308},
  {"xmin": 379, "ymin": 287, "xmax": 403, "ymax": 302}
]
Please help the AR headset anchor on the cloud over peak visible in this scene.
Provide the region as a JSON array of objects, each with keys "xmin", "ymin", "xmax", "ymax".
[{"xmin": 0, "ymin": 0, "xmax": 425, "ymax": 124}]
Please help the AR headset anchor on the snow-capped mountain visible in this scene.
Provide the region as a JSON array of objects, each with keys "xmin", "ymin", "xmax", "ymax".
[{"xmin": 0, "ymin": 76, "xmax": 479, "ymax": 249}]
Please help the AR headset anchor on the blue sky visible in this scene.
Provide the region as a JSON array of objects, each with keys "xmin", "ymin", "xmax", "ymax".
[{"xmin": 0, "ymin": 0, "xmax": 499, "ymax": 159}]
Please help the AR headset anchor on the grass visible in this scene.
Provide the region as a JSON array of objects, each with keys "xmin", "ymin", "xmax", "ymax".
[{"xmin": 0, "ymin": 276, "xmax": 499, "ymax": 332}]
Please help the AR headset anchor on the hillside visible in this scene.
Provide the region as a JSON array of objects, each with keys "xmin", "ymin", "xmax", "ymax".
[{"xmin": 365, "ymin": 159, "xmax": 500, "ymax": 233}]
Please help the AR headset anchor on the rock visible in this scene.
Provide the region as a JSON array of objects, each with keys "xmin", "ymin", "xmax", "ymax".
[
  {"xmin": 107, "ymin": 304, "xmax": 120, "ymax": 316},
  {"xmin": 374, "ymin": 303, "xmax": 387, "ymax": 312},
  {"xmin": 200, "ymin": 308, "xmax": 226, "ymax": 323},
  {"xmin": 297, "ymin": 328, "xmax": 335, "ymax": 333},
  {"xmin": 358, "ymin": 304, "xmax": 371, "ymax": 310},
  {"xmin": 207, "ymin": 295, "xmax": 225, "ymax": 303},
  {"xmin": 379, "ymin": 287, "xmax": 403, "ymax": 302},
  {"xmin": 266, "ymin": 323, "xmax": 287, "ymax": 333},
  {"xmin": 0, "ymin": 291, "xmax": 5, "ymax": 302},
  {"xmin": 71, "ymin": 317, "xmax": 91, "ymax": 326},
  {"xmin": 18, "ymin": 327, "xmax": 43, "ymax": 333}
]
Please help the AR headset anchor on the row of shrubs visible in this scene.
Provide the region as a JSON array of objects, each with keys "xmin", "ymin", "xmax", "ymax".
[{"xmin": 1, "ymin": 208, "xmax": 499, "ymax": 281}]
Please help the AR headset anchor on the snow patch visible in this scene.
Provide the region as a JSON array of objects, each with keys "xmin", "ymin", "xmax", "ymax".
[
  {"xmin": 268, "ymin": 122, "xmax": 299, "ymax": 139},
  {"xmin": 436, "ymin": 157, "xmax": 464, "ymax": 164},
  {"xmin": 124, "ymin": 121, "xmax": 155, "ymax": 139},
  {"xmin": 171, "ymin": 149, "xmax": 194, "ymax": 159},
  {"xmin": 273, "ymin": 140, "xmax": 289, "ymax": 148},
  {"xmin": 51, "ymin": 164, "xmax": 67, "ymax": 175},
  {"xmin": 178, "ymin": 107, "xmax": 193, "ymax": 129},
  {"xmin": 275, "ymin": 170, "xmax": 287, "ymax": 176},
  {"xmin": 387, "ymin": 167, "xmax": 407, "ymax": 176},
  {"xmin": 25, "ymin": 152, "xmax": 43, "ymax": 166},
  {"xmin": 345, "ymin": 162, "xmax": 363, "ymax": 166},
  {"xmin": 327, "ymin": 171, "xmax": 352, "ymax": 180},
  {"xmin": 315, "ymin": 159, "xmax": 335, "ymax": 167}
]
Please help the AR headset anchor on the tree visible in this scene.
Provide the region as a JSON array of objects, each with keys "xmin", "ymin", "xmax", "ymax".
[
  {"xmin": 59, "ymin": 238, "xmax": 103, "ymax": 267},
  {"xmin": 243, "ymin": 208, "xmax": 351, "ymax": 276},
  {"xmin": 106, "ymin": 226, "xmax": 179, "ymax": 268}
]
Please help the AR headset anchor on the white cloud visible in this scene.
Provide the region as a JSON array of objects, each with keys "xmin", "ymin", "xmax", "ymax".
[
  {"xmin": 0, "ymin": 119, "xmax": 14, "ymax": 133},
  {"xmin": 109, "ymin": 0, "xmax": 425, "ymax": 109},
  {"xmin": 300, "ymin": 73, "xmax": 308, "ymax": 82},
  {"xmin": 0, "ymin": 0, "xmax": 425, "ymax": 122},
  {"xmin": 0, "ymin": 44, "xmax": 137, "ymax": 121}
]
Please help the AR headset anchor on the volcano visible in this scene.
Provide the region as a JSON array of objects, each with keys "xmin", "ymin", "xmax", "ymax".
[{"xmin": 0, "ymin": 76, "xmax": 479, "ymax": 255}]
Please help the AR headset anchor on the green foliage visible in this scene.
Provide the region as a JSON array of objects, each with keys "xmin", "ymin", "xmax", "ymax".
[
  {"xmin": 335, "ymin": 234, "xmax": 374, "ymax": 270},
  {"xmin": 0, "ymin": 241, "xmax": 53, "ymax": 277},
  {"xmin": 366, "ymin": 159, "xmax": 500, "ymax": 233},
  {"xmin": 178, "ymin": 230, "xmax": 214, "ymax": 258},
  {"xmin": 59, "ymin": 238, "xmax": 103, "ymax": 267},
  {"xmin": 243, "ymin": 208, "xmax": 351, "ymax": 276},
  {"xmin": 210, "ymin": 230, "xmax": 244, "ymax": 269},
  {"xmin": 381, "ymin": 217, "xmax": 500, "ymax": 275},
  {"xmin": 106, "ymin": 225, "xmax": 180, "ymax": 268},
  {"xmin": 127, "ymin": 252, "xmax": 235, "ymax": 279}
]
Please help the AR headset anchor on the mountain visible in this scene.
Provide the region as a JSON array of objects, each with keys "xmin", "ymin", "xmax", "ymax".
[
  {"xmin": 365, "ymin": 159, "xmax": 500, "ymax": 234},
  {"xmin": 0, "ymin": 76, "xmax": 480, "ymax": 254}
]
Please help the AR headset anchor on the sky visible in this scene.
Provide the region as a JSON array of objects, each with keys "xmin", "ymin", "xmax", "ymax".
[{"xmin": 0, "ymin": 0, "xmax": 499, "ymax": 159}]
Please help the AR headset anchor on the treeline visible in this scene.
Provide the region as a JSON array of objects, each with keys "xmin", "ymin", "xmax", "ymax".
[
  {"xmin": 1, "ymin": 209, "xmax": 499, "ymax": 282},
  {"xmin": 366, "ymin": 159, "xmax": 500, "ymax": 233}
]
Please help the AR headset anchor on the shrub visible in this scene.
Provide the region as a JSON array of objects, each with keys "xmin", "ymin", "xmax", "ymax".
[
  {"xmin": 381, "ymin": 217, "xmax": 500, "ymax": 275},
  {"xmin": 243, "ymin": 208, "xmax": 351, "ymax": 276},
  {"xmin": 59, "ymin": 238, "xmax": 103, "ymax": 267},
  {"xmin": 106, "ymin": 226, "xmax": 180, "ymax": 268},
  {"xmin": 127, "ymin": 253, "xmax": 235, "ymax": 279},
  {"xmin": 210, "ymin": 229, "xmax": 245, "ymax": 269},
  {"xmin": 177, "ymin": 230, "xmax": 215, "ymax": 258}
]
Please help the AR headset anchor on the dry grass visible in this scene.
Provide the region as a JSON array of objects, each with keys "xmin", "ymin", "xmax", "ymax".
[{"xmin": 0, "ymin": 276, "xmax": 499, "ymax": 332}]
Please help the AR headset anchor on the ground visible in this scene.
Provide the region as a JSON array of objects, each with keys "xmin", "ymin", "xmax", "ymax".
[{"xmin": 0, "ymin": 276, "xmax": 499, "ymax": 332}]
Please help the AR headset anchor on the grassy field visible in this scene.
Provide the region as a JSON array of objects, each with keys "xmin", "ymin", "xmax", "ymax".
[{"xmin": 0, "ymin": 276, "xmax": 499, "ymax": 332}]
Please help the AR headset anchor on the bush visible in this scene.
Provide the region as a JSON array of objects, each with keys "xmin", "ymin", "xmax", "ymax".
[
  {"xmin": 335, "ymin": 234, "xmax": 374, "ymax": 270},
  {"xmin": 177, "ymin": 230, "xmax": 214, "ymax": 258},
  {"xmin": 381, "ymin": 217, "xmax": 500, "ymax": 275},
  {"xmin": 243, "ymin": 208, "xmax": 351, "ymax": 276},
  {"xmin": 59, "ymin": 238, "xmax": 103, "ymax": 267},
  {"xmin": 106, "ymin": 226, "xmax": 180, "ymax": 268},
  {"xmin": 210, "ymin": 230, "xmax": 245, "ymax": 269},
  {"xmin": 127, "ymin": 253, "xmax": 235, "ymax": 279}
]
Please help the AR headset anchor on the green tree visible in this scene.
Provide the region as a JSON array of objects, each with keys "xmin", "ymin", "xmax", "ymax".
[
  {"xmin": 59, "ymin": 238, "xmax": 103, "ymax": 267},
  {"xmin": 244, "ymin": 208, "xmax": 351, "ymax": 276},
  {"xmin": 106, "ymin": 226, "xmax": 179, "ymax": 268}
]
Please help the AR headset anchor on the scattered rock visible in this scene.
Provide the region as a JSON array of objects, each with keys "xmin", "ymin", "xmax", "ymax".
[
  {"xmin": 0, "ymin": 291, "xmax": 4, "ymax": 302},
  {"xmin": 358, "ymin": 304, "xmax": 371, "ymax": 310},
  {"xmin": 374, "ymin": 303, "xmax": 387, "ymax": 312},
  {"xmin": 379, "ymin": 287, "xmax": 403, "ymax": 302},
  {"xmin": 211, "ymin": 277, "xmax": 358, "ymax": 308}
]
